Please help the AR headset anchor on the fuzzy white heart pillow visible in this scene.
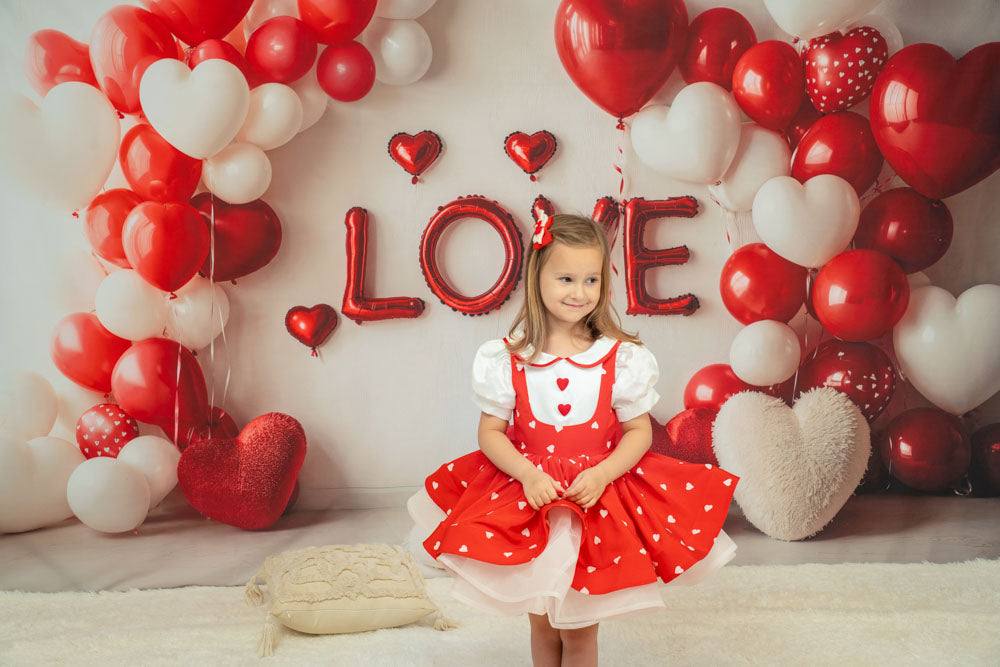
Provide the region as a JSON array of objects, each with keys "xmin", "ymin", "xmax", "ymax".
[{"xmin": 712, "ymin": 388, "xmax": 869, "ymax": 541}]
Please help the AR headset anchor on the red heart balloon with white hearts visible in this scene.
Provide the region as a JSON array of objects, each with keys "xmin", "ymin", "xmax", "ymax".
[
  {"xmin": 285, "ymin": 304, "xmax": 338, "ymax": 354},
  {"xmin": 76, "ymin": 403, "xmax": 140, "ymax": 459},
  {"xmin": 387, "ymin": 130, "xmax": 442, "ymax": 183},
  {"xmin": 802, "ymin": 27, "xmax": 888, "ymax": 113},
  {"xmin": 177, "ymin": 412, "xmax": 306, "ymax": 530},
  {"xmin": 190, "ymin": 193, "xmax": 282, "ymax": 283},
  {"xmin": 504, "ymin": 131, "xmax": 557, "ymax": 179}
]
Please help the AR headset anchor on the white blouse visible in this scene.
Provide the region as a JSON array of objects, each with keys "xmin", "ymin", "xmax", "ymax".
[{"xmin": 471, "ymin": 337, "xmax": 660, "ymax": 426}]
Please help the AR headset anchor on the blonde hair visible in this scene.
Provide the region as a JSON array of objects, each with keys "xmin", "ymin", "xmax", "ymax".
[{"xmin": 507, "ymin": 213, "xmax": 640, "ymax": 361}]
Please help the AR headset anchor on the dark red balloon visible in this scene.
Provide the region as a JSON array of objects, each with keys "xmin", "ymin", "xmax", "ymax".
[
  {"xmin": 784, "ymin": 97, "xmax": 822, "ymax": 150},
  {"xmin": 51, "ymin": 313, "xmax": 131, "ymax": 393},
  {"xmin": 122, "ymin": 202, "xmax": 210, "ymax": 293},
  {"xmin": 812, "ymin": 249, "xmax": 909, "ymax": 342},
  {"xmin": 683, "ymin": 364, "xmax": 753, "ymax": 412},
  {"xmin": 89, "ymin": 6, "xmax": 178, "ymax": 114},
  {"xmin": 554, "ymin": 0, "xmax": 689, "ymax": 119},
  {"xmin": 856, "ymin": 435, "xmax": 889, "ymax": 493},
  {"xmin": 720, "ymin": 243, "xmax": 807, "ymax": 324},
  {"xmin": 792, "ymin": 111, "xmax": 884, "ymax": 196},
  {"xmin": 285, "ymin": 304, "xmax": 338, "ymax": 355},
  {"xmin": 316, "ymin": 41, "xmax": 375, "ymax": 102},
  {"xmin": 245, "ymin": 16, "xmax": 318, "ymax": 84},
  {"xmin": 119, "ymin": 124, "xmax": 202, "ymax": 201},
  {"xmin": 297, "ymin": 0, "xmax": 376, "ymax": 45},
  {"xmin": 732, "ymin": 40, "xmax": 804, "ymax": 130},
  {"xmin": 190, "ymin": 193, "xmax": 282, "ymax": 282},
  {"xmin": 187, "ymin": 38, "xmax": 257, "ymax": 87},
  {"xmin": 24, "ymin": 29, "xmax": 98, "ymax": 97},
  {"xmin": 84, "ymin": 188, "xmax": 142, "ymax": 268},
  {"xmin": 853, "ymin": 187, "xmax": 953, "ymax": 274},
  {"xmin": 679, "ymin": 8, "xmax": 756, "ymax": 91},
  {"xmin": 969, "ymin": 423, "xmax": 1000, "ymax": 496},
  {"xmin": 869, "ymin": 42, "xmax": 1000, "ymax": 199},
  {"xmin": 141, "ymin": 0, "xmax": 253, "ymax": 47},
  {"xmin": 880, "ymin": 408, "xmax": 970, "ymax": 492},
  {"xmin": 797, "ymin": 339, "xmax": 895, "ymax": 422}
]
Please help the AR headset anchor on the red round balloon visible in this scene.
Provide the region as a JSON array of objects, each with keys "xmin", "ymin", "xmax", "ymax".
[
  {"xmin": 190, "ymin": 193, "xmax": 282, "ymax": 283},
  {"xmin": 84, "ymin": 188, "xmax": 143, "ymax": 268},
  {"xmin": 683, "ymin": 363, "xmax": 753, "ymax": 412},
  {"xmin": 297, "ymin": 0, "xmax": 376, "ymax": 45},
  {"xmin": 89, "ymin": 5, "xmax": 178, "ymax": 114},
  {"xmin": 141, "ymin": 0, "xmax": 253, "ymax": 47},
  {"xmin": 24, "ymin": 29, "xmax": 98, "ymax": 97},
  {"xmin": 679, "ymin": 8, "xmax": 756, "ymax": 91},
  {"xmin": 245, "ymin": 16, "xmax": 318, "ymax": 84},
  {"xmin": 119, "ymin": 124, "xmax": 202, "ymax": 202},
  {"xmin": 869, "ymin": 42, "xmax": 1000, "ymax": 200},
  {"xmin": 853, "ymin": 187, "xmax": 953, "ymax": 274},
  {"xmin": 51, "ymin": 313, "xmax": 131, "ymax": 393},
  {"xmin": 187, "ymin": 38, "xmax": 257, "ymax": 87},
  {"xmin": 797, "ymin": 339, "xmax": 896, "ymax": 422},
  {"xmin": 880, "ymin": 408, "xmax": 970, "ymax": 492},
  {"xmin": 732, "ymin": 40, "xmax": 804, "ymax": 130},
  {"xmin": 812, "ymin": 249, "xmax": 909, "ymax": 342},
  {"xmin": 554, "ymin": 0, "xmax": 688, "ymax": 119},
  {"xmin": 720, "ymin": 243, "xmax": 807, "ymax": 324},
  {"xmin": 969, "ymin": 423, "xmax": 1000, "ymax": 496},
  {"xmin": 76, "ymin": 403, "xmax": 140, "ymax": 459},
  {"xmin": 316, "ymin": 41, "xmax": 375, "ymax": 102},
  {"xmin": 122, "ymin": 201, "xmax": 210, "ymax": 293},
  {"xmin": 792, "ymin": 111, "xmax": 884, "ymax": 196},
  {"xmin": 783, "ymin": 97, "xmax": 822, "ymax": 150}
]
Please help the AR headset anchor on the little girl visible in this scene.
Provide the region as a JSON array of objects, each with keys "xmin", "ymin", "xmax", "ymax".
[{"xmin": 408, "ymin": 214, "xmax": 738, "ymax": 666}]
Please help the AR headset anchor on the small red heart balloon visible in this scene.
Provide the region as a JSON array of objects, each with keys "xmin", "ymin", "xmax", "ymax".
[
  {"xmin": 122, "ymin": 201, "xmax": 210, "ymax": 293},
  {"xmin": 190, "ymin": 193, "xmax": 282, "ymax": 282},
  {"xmin": 732, "ymin": 40, "xmax": 804, "ymax": 130},
  {"xmin": 120, "ymin": 124, "xmax": 202, "ymax": 202},
  {"xmin": 853, "ymin": 187, "xmax": 953, "ymax": 274},
  {"xmin": 84, "ymin": 188, "xmax": 143, "ymax": 269},
  {"xmin": 76, "ymin": 403, "xmax": 140, "ymax": 459},
  {"xmin": 797, "ymin": 339, "xmax": 896, "ymax": 422},
  {"xmin": 285, "ymin": 304, "xmax": 338, "ymax": 354},
  {"xmin": 504, "ymin": 131, "xmax": 557, "ymax": 180},
  {"xmin": 679, "ymin": 7, "xmax": 756, "ymax": 91},
  {"xmin": 387, "ymin": 130, "xmax": 442, "ymax": 183},
  {"xmin": 24, "ymin": 29, "xmax": 98, "ymax": 97},
  {"xmin": 51, "ymin": 313, "xmax": 132, "ymax": 393},
  {"xmin": 802, "ymin": 27, "xmax": 888, "ymax": 114},
  {"xmin": 791, "ymin": 111, "xmax": 884, "ymax": 196}
]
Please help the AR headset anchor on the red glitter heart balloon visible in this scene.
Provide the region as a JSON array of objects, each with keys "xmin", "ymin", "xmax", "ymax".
[
  {"xmin": 285, "ymin": 304, "xmax": 338, "ymax": 356},
  {"xmin": 387, "ymin": 130, "xmax": 442, "ymax": 184},
  {"xmin": 504, "ymin": 131, "xmax": 557, "ymax": 181},
  {"xmin": 663, "ymin": 407, "xmax": 720, "ymax": 465},
  {"xmin": 75, "ymin": 403, "xmax": 140, "ymax": 459}
]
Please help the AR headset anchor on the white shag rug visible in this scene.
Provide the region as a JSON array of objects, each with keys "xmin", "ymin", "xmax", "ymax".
[{"xmin": 3, "ymin": 560, "xmax": 998, "ymax": 666}]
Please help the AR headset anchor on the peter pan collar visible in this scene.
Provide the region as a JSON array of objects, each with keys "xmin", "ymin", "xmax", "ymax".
[{"xmin": 506, "ymin": 336, "xmax": 617, "ymax": 369}]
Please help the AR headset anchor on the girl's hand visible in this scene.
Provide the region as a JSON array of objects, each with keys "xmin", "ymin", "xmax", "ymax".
[
  {"xmin": 564, "ymin": 466, "xmax": 611, "ymax": 509},
  {"xmin": 519, "ymin": 469, "xmax": 565, "ymax": 511}
]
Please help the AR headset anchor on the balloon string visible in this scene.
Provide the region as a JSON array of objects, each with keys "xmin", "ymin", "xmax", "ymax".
[
  {"xmin": 208, "ymin": 194, "xmax": 217, "ymax": 437},
  {"xmin": 614, "ymin": 119, "xmax": 628, "ymax": 201},
  {"xmin": 173, "ymin": 335, "xmax": 182, "ymax": 446}
]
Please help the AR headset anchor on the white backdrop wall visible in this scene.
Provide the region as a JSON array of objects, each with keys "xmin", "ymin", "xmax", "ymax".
[{"xmin": 1, "ymin": 0, "xmax": 998, "ymax": 509}]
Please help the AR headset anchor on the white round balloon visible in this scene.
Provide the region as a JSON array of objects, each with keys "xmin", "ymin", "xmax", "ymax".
[
  {"xmin": 203, "ymin": 142, "xmax": 272, "ymax": 204},
  {"xmin": 166, "ymin": 276, "xmax": 230, "ymax": 350},
  {"xmin": 67, "ymin": 457, "xmax": 150, "ymax": 533},
  {"xmin": 95, "ymin": 269, "xmax": 169, "ymax": 341},
  {"xmin": 361, "ymin": 18, "xmax": 433, "ymax": 86},
  {"xmin": 0, "ymin": 435, "xmax": 84, "ymax": 533},
  {"xmin": 117, "ymin": 436, "xmax": 181, "ymax": 509},
  {"xmin": 375, "ymin": 0, "xmax": 437, "ymax": 19},
  {"xmin": 0, "ymin": 371, "xmax": 58, "ymax": 441},
  {"xmin": 237, "ymin": 83, "xmax": 303, "ymax": 150},
  {"xmin": 709, "ymin": 124, "xmax": 791, "ymax": 212},
  {"xmin": 730, "ymin": 320, "xmax": 802, "ymax": 386},
  {"xmin": 290, "ymin": 63, "xmax": 329, "ymax": 133}
]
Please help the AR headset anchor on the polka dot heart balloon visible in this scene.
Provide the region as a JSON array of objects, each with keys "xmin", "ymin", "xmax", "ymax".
[
  {"xmin": 802, "ymin": 27, "xmax": 888, "ymax": 113},
  {"xmin": 75, "ymin": 403, "xmax": 140, "ymax": 459}
]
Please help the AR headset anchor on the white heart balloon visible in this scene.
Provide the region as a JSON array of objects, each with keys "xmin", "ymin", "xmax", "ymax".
[
  {"xmin": 730, "ymin": 320, "xmax": 801, "ymax": 386},
  {"xmin": 0, "ymin": 435, "xmax": 84, "ymax": 533},
  {"xmin": 67, "ymin": 457, "xmax": 150, "ymax": 533},
  {"xmin": 375, "ymin": 0, "xmax": 437, "ymax": 19},
  {"xmin": 166, "ymin": 276, "xmax": 230, "ymax": 350},
  {"xmin": 95, "ymin": 269, "xmax": 169, "ymax": 341},
  {"xmin": 237, "ymin": 83, "xmax": 303, "ymax": 150},
  {"xmin": 630, "ymin": 83, "xmax": 741, "ymax": 185},
  {"xmin": 0, "ymin": 82, "xmax": 119, "ymax": 212},
  {"xmin": 140, "ymin": 58, "xmax": 250, "ymax": 159},
  {"xmin": 762, "ymin": 0, "xmax": 881, "ymax": 40},
  {"xmin": 203, "ymin": 142, "xmax": 272, "ymax": 204},
  {"xmin": 117, "ymin": 435, "xmax": 180, "ymax": 509},
  {"xmin": 0, "ymin": 371, "xmax": 57, "ymax": 441},
  {"xmin": 361, "ymin": 18, "xmax": 433, "ymax": 86},
  {"xmin": 290, "ymin": 63, "xmax": 328, "ymax": 133},
  {"xmin": 892, "ymin": 284, "xmax": 1000, "ymax": 415},
  {"xmin": 709, "ymin": 124, "xmax": 791, "ymax": 213},
  {"xmin": 752, "ymin": 174, "xmax": 859, "ymax": 268}
]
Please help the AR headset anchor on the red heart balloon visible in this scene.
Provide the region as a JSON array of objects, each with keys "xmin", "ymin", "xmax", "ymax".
[
  {"xmin": 388, "ymin": 131, "xmax": 442, "ymax": 183},
  {"xmin": 679, "ymin": 7, "xmax": 756, "ymax": 91},
  {"xmin": 24, "ymin": 29, "xmax": 98, "ymax": 97},
  {"xmin": 683, "ymin": 363, "xmax": 753, "ymax": 412},
  {"xmin": 554, "ymin": 0, "xmax": 688, "ymax": 119},
  {"xmin": 791, "ymin": 111, "xmax": 884, "ymax": 196},
  {"xmin": 802, "ymin": 27, "xmax": 888, "ymax": 114},
  {"xmin": 662, "ymin": 407, "xmax": 719, "ymax": 465},
  {"xmin": 285, "ymin": 304, "xmax": 338, "ymax": 354},
  {"xmin": 187, "ymin": 38, "xmax": 258, "ymax": 87},
  {"xmin": 122, "ymin": 201, "xmax": 210, "ymax": 293},
  {"xmin": 190, "ymin": 193, "xmax": 282, "ymax": 282},
  {"xmin": 177, "ymin": 412, "xmax": 307, "ymax": 530},
  {"xmin": 869, "ymin": 42, "xmax": 1000, "ymax": 199},
  {"xmin": 51, "ymin": 313, "xmax": 132, "ymax": 393},
  {"xmin": 732, "ymin": 40, "xmax": 804, "ymax": 130},
  {"xmin": 84, "ymin": 188, "xmax": 143, "ymax": 269},
  {"xmin": 120, "ymin": 124, "xmax": 202, "ymax": 202},
  {"xmin": 812, "ymin": 249, "xmax": 909, "ymax": 342},
  {"xmin": 880, "ymin": 408, "xmax": 970, "ymax": 492},
  {"xmin": 719, "ymin": 243, "xmax": 807, "ymax": 325},
  {"xmin": 797, "ymin": 339, "xmax": 896, "ymax": 422},
  {"xmin": 141, "ymin": 0, "xmax": 254, "ymax": 47},
  {"xmin": 298, "ymin": 0, "xmax": 377, "ymax": 45},
  {"xmin": 76, "ymin": 403, "xmax": 140, "ymax": 459},
  {"xmin": 853, "ymin": 187, "xmax": 953, "ymax": 273},
  {"xmin": 504, "ymin": 131, "xmax": 557, "ymax": 180}
]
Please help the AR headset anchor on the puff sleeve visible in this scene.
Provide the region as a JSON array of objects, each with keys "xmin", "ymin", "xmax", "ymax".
[
  {"xmin": 612, "ymin": 342, "xmax": 660, "ymax": 422},
  {"xmin": 471, "ymin": 339, "xmax": 515, "ymax": 421}
]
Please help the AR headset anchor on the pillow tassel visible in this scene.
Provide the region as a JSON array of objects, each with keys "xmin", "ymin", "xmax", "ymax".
[
  {"xmin": 257, "ymin": 614, "xmax": 280, "ymax": 658},
  {"xmin": 245, "ymin": 572, "xmax": 264, "ymax": 607},
  {"xmin": 432, "ymin": 609, "xmax": 458, "ymax": 631}
]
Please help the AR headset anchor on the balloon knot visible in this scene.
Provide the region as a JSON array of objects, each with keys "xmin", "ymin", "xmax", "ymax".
[
  {"xmin": 529, "ymin": 174, "xmax": 537, "ymax": 182},
  {"xmin": 71, "ymin": 211, "xmax": 79, "ymax": 218},
  {"xmin": 615, "ymin": 118, "xmax": 625, "ymax": 130},
  {"xmin": 231, "ymin": 279, "xmax": 237, "ymax": 286},
  {"xmin": 117, "ymin": 111, "xmax": 125, "ymax": 119},
  {"xmin": 311, "ymin": 348, "xmax": 318, "ymax": 357},
  {"xmin": 169, "ymin": 292, "xmax": 178, "ymax": 300},
  {"xmin": 792, "ymin": 37, "xmax": 800, "ymax": 44},
  {"xmin": 411, "ymin": 176, "xmax": 419, "ymax": 185}
]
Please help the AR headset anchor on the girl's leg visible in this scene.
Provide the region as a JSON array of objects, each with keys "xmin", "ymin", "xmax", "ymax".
[
  {"xmin": 559, "ymin": 623, "xmax": 598, "ymax": 667},
  {"xmin": 529, "ymin": 613, "xmax": 562, "ymax": 667}
]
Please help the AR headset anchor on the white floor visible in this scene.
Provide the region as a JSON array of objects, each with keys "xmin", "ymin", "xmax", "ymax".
[{"xmin": 3, "ymin": 490, "xmax": 998, "ymax": 593}]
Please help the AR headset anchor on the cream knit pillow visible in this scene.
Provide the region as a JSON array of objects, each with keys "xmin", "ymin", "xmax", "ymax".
[{"xmin": 246, "ymin": 543, "xmax": 455, "ymax": 657}]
